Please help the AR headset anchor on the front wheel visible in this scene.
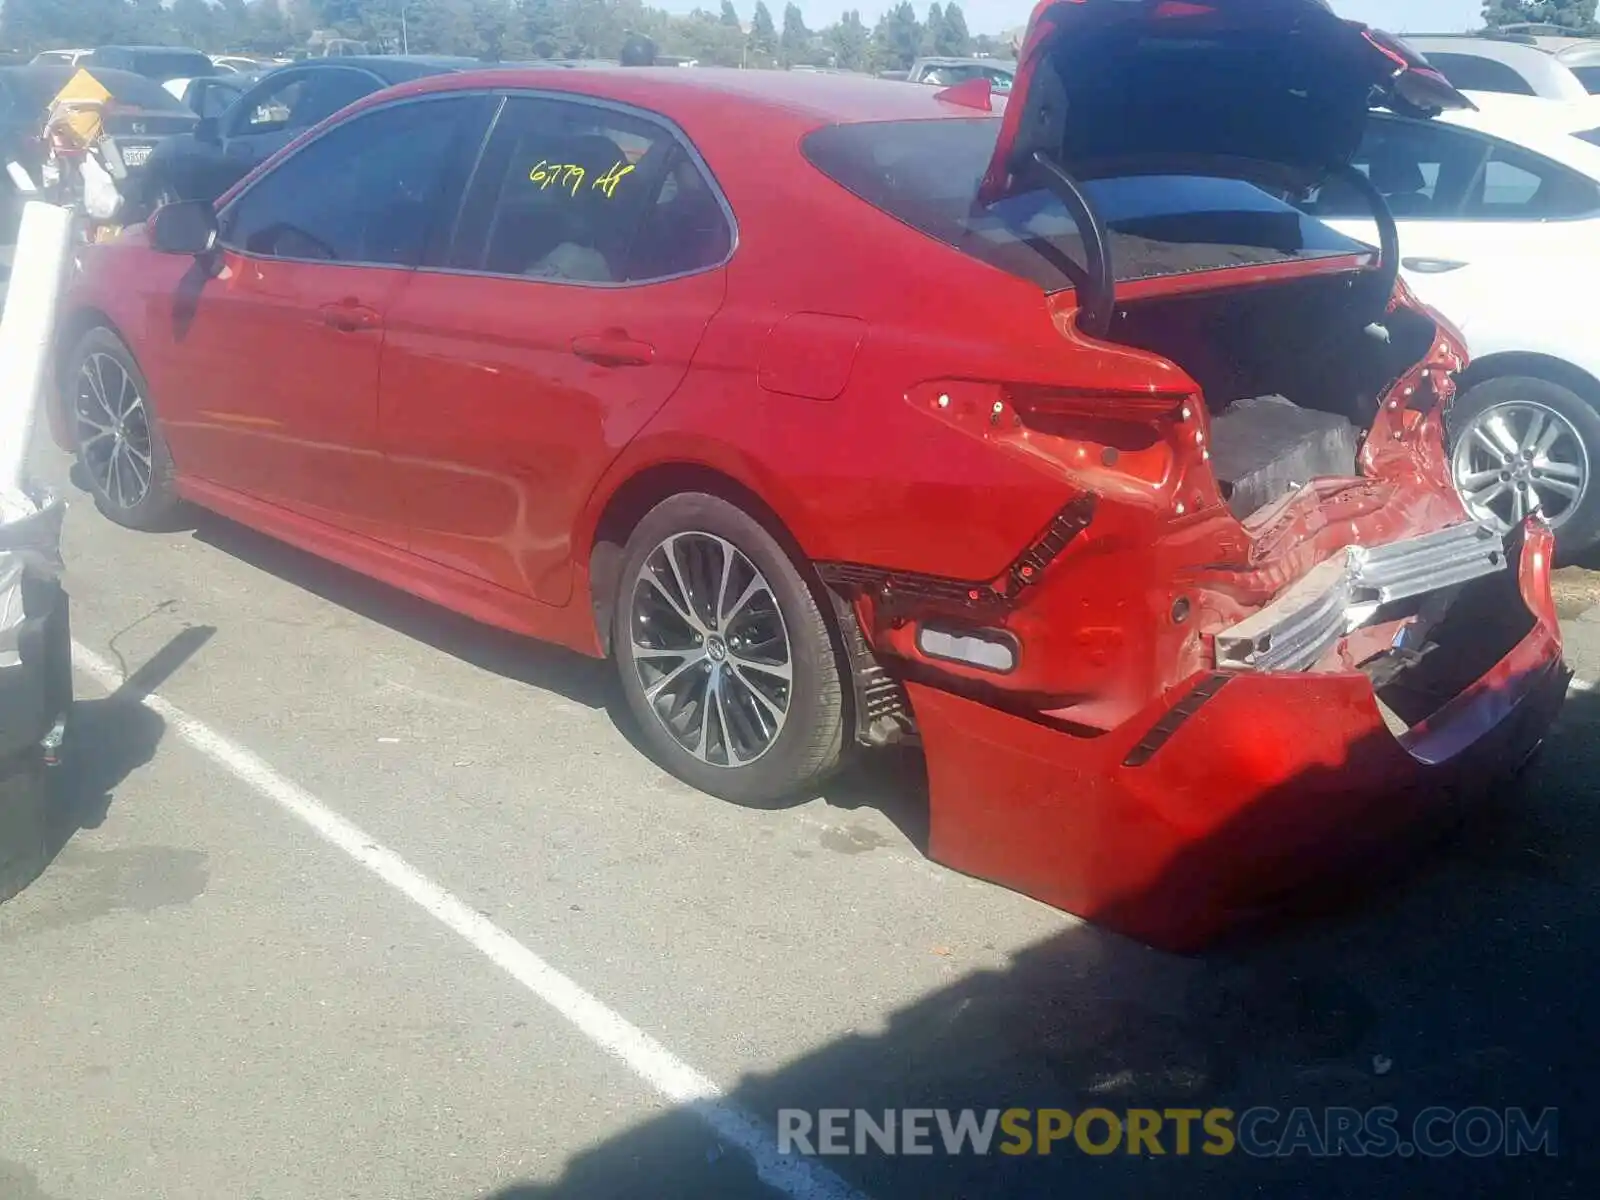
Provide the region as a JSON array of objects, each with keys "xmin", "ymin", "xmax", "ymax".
[
  {"xmin": 66, "ymin": 328, "xmax": 182, "ymax": 531},
  {"xmin": 1448, "ymin": 375, "xmax": 1600, "ymax": 559},
  {"xmin": 612, "ymin": 493, "xmax": 846, "ymax": 806}
]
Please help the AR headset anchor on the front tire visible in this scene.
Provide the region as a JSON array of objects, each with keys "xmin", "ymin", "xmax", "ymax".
[
  {"xmin": 66, "ymin": 328, "xmax": 182, "ymax": 531},
  {"xmin": 612, "ymin": 493, "xmax": 846, "ymax": 805},
  {"xmin": 1447, "ymin": 375, "xmax": 1600, "ymax": 558}
]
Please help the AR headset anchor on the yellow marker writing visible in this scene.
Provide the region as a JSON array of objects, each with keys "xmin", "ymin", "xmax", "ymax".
[
  {"xmin": 592, "ymin": 159, "xmax": 635, "ymax": 199},
  {"xmin": 529, "ymin": 160, "xmax": 587, "ymax": 196}
]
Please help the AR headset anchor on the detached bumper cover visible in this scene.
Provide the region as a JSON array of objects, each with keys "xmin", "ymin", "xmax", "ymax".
[{"xmin": 909, "ymin": 520, "xmax": 1567, "ymax": 950}]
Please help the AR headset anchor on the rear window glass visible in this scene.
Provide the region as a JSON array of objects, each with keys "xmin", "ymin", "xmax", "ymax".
[
  {"xmin": 105, "ymin": 50, "xmax": 216, "ymax": 82},
  {"xmin": 1572, "ymin": 66, "xmax": 1600, "ymax": 94},
  {"xmin": 802, "ymin": 119, "xmax": 1374, "ymax": 293}
]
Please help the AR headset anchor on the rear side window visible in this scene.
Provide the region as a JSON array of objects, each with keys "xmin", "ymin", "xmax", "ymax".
[
  {"xmin": 1465, "ymin": 140, "xmax": 1600, "ymax": 219},
  {"xmin": 1573, "ymin": 66, "xmax": 1600, "ymax": 94},
  {"xmin": 1421, "ymin": 53, "xmax": 1538, "ymax": 97},
  {"xmin": 219, "ymin": 96, "xmax": 483, "ymax": 267},
  {"xmin": 803, "ymin": 119, "xmax": 1371, "ymax": 292},
  {"xmin": 450, "ymin": 96, "xmax": 731, "ymax": 284}
]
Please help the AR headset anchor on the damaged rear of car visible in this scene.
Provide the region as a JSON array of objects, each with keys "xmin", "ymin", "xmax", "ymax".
[{"xmin": 809, "ymin": 0, "xmax": 1569, "ymax": 948}]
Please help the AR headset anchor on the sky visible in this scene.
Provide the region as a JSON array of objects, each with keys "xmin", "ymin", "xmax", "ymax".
[{"xmin": 679, "ymin": 1, "xmax": 1485, "ymax": 37}]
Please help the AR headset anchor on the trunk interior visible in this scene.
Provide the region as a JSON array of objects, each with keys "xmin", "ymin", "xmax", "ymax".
[{"xmin": 1104, "ymin": 272, "xmax": 1438, "ymax": 520}]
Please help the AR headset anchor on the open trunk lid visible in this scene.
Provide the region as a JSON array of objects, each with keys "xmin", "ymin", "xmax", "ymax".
[{"xmin": 980, "ymin": 0, "xmax": 1472, "ymax": 203}]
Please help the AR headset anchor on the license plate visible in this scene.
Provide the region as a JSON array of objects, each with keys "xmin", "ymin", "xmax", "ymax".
[{"xmin": 121, "ymin": 144, "xmax": 151, "ymax": 167}]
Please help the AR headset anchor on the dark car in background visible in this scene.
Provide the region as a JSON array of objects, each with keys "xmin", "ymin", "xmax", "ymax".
[
  {"xmin": 142, "ymin": 56, "xmax": 480, "ymax": 205},
  {"xmin": 173, "ymin": 72, "xmax": 259, "ymax": 120},
  {"xmin": 79, "ymin": 45, "xmax": 219, "ymax": 85},
  {"xmin": 0, "ymin": 63, "xmax": 197, "ymax": 231}
]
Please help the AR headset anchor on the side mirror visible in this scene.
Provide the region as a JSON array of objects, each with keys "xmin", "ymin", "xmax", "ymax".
[
  {"xmin": 194, "ymin": 116, "xmax": 220, "ymax": 145},
  {"xmin": 149, "ymin": 200, "xmax": 219, "ymax": 256}
]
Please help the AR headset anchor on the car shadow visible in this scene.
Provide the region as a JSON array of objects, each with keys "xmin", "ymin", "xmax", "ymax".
[
  {"xmin": 471, "ymin": 686, "xmax": 1598, "ymax": 1200},
  {"xmin": 187, "ymin": 511, "xmax": 616, "ymax": 710},
  {"xmin": 180, "ymin": 504, "xmax": 939, "ymax": 853},
  {"xmin": 2, "ymin": 623, "xmax": 211, "ymax": 905}
]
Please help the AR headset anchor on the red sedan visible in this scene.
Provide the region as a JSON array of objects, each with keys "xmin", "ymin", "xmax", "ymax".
[{"xmin": 53, "ymin": 0, "xmax": 1570, "ymax": 948}]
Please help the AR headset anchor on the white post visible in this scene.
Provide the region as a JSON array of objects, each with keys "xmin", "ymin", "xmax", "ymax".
[{"xmin": 0, "ymin": 200, "xmax": 75, "ymax": 496}]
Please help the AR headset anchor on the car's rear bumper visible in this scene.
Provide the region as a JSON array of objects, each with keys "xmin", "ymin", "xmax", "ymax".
[{"xmin": 908, "ymin": 519, "xmax": 1568, "ymax": 951}]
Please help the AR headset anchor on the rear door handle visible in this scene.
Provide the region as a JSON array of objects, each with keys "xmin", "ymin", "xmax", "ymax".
[
  {"xmin": 1401, "ymin": 256, "xmax": 1469, "ymax": 274},
  {"xmin": 571, "ymin": 330, "xmax": 655, "ymax": 367},
  {"xmin": 319, "ymin": 300, "xmax": 382, "ymax": 333}
]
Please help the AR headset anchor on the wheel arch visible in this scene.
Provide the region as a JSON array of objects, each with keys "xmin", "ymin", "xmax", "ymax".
[
  {"xmin": 1455, "ymin": 351, "xmax": 1600, "ymax": 413},
  {"xmin": 585, "ymin": 460, "xmax": 825, "ymax": 659},
  {"xmin": 52, "ymin": 306, "xmax": 130, "ymax": 449}
]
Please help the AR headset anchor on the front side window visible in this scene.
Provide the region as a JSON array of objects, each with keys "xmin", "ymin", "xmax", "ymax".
[
  {"xmin": 219, "ymin": 96, "xmax": 482, "ymax": 267},
  {"xmin": 301, "ymin": 70, "xmax": 379, "ymax": 126},
  {"xmin": 195, "ymin": 80, "xmax": 244, "ymax": 120},
  {"xmin": 236, "ymin": 73, "xmax": 313, "ymax": 134},
  {"xmin": 450, "ymin": 96, "xmax": 731, "ymax": 284}
]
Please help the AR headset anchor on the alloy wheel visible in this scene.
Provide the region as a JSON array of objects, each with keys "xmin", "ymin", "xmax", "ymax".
[
  {"xmin": 626, "ymin": 531, "xmax": 794, "ymax": 768},
  {"xmin": 75, "ymin": 352, "xmax": 154, "ymax": 511},
  {"xmin": 1451, "ymin": 399, "xmax": 1589, "ymax": 533}
]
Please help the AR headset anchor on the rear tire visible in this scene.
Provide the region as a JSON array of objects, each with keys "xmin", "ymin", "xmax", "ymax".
[
  {"xmin": 612, "ymin": 493, "xmax": 845, "ymax": 805},
  {"xmin": 66, "ymin": 328, "xmax": 182, "ymax": 531},
  {"xmin": 1447, "ymin": 374, "xmax": 1600, "ymax": 560}
]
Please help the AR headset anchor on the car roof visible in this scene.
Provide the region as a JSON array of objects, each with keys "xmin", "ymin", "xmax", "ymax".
[
  {"xmin": 1555, "ymin": 41, "xmax": 1600, "ymax": 66},
  {"xmin": 91, "ymin": 45, "xmax": 215, "ymax": 56},
  {"xmin": 0, "ymin": 62, "xmax": 196, "ymax": 112},
  {"xmin": 290, "ymin": 55, "xmax": 479, "ymax": 83},
  {"xmin": 1403, "ymin": 35, "xmax": 1590, "ymax": 100},
  {"xmin": 395, "ymin": 65, "xmax": 1002, "ymax": 126}
]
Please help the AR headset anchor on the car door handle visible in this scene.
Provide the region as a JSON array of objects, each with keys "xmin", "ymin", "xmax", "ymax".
[
  {"xmin": 571, "ymin": 330, "xmax": 655, "ymax": 367},
  {"xmin": 319, "ymin": 300, "xmax": 382, "ymax": 333},
  {"xmin": 1402, "ymin": 256, "xmax": 1469, "ymax": 274}
]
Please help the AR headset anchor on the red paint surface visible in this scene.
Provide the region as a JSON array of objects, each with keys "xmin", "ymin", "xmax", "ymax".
[
  {"xmin": 913, "ymin": 525, "xmax": 1567, "ymax": 952},
  {"xmin": 56, "ymin": 56, "xmax": 1567, "ymax": 944}
]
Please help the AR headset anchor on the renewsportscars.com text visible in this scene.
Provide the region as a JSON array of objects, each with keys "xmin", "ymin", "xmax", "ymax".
[{"xmin": 777, "ymin": 1106, "xmax": 1559, "ymax": 1158}]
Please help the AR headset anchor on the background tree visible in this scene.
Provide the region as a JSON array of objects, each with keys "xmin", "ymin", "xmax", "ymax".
[
  {"xmin": 919, "ymin": 1, "xmax": 942, "ymax": 55},
  {"xmin": 826, "ymin": 9, "xmax": 869, "ymax": 71},
  {"xmin": 779, "ymin": 2, "xmax": 810, "ymax": 67},
  {"xmin": 871, "ymin": 1, "xmax": 921, "ymax": 71},
  {"xmin": 935, "ymin": 2, "xmax": 970, "ymax": 55},
  {"xmin": 0, "ymin": 0, "xmax": 1006, "ymax": 68},
  {"xmin": 747, "ymin": 0, "xmax": 777, "ymax": 66},
  {"xmin": 1482, "ymin": 0, "xmax": 1599, "ymax": 31}
]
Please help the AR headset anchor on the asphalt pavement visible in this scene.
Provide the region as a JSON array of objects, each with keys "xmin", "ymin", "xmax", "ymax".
[{"xmin": 2, "ymin": 241, "xmax": 1598, "ymax": 1199}]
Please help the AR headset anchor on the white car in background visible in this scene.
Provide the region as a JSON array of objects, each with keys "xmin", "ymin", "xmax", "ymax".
[
  {"xmin": 210, "ymin": 55, "xmax": 265, "ymax": 74},
  {"xmin": 1405, "ymin": 36, "xmax": 1593, "ymax": 100},
  {"xmin": 1304, "ymin": 91, "xmax": 1600, "ymax": 556},
  {"xmin": 28, "ymin": 48, "xmax": 91, "ymax": 69}
]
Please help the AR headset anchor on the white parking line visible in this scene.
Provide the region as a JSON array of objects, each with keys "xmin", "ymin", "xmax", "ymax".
[{"xmin": 71, "ymin": 641, "xmax": 868, "ymax": 1200}]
